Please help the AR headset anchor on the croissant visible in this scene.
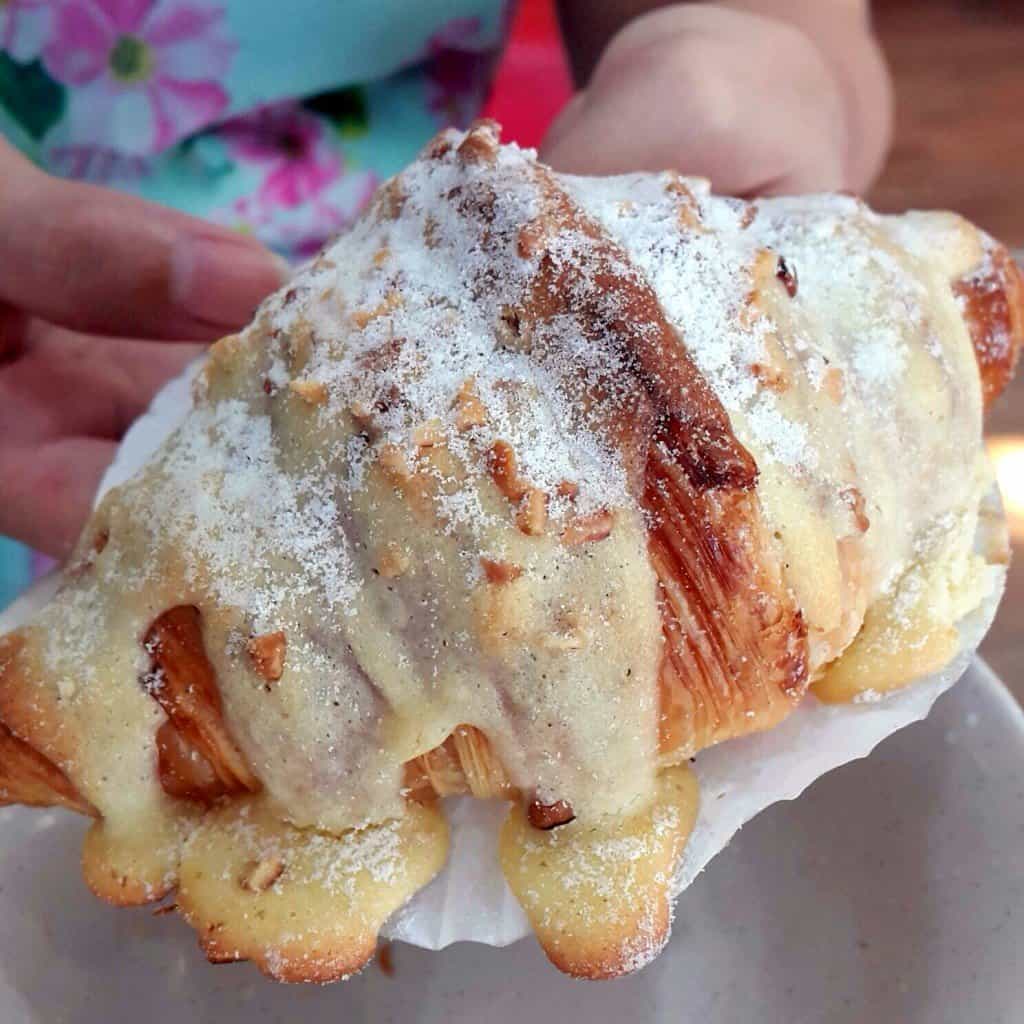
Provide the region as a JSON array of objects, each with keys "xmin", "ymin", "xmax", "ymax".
[{"xmin": 0, "ymin": 121, "xmax": 1018, "ymax": 982}]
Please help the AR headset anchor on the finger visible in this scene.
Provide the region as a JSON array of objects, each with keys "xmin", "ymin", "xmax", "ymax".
[
  {"xmin": 0, "ymin": 437, "xmax": 118, "ymax": 557},
  {"xmin": 0, "ymin": 323, "xmax": 205, "ymax": 444},
  {"xmin": 0, "ymin": 303, "xmax": 29, "ymax": 364},
  {"xmin": 541, "ymin": 6, "xmax": 847, "ymax": 195},
  {"xmin": 0, "ymin": 139, "xmax": 289, "ymax": 341}
]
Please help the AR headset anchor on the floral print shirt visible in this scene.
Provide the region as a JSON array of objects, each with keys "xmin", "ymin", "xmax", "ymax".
[
  {"xmin": 0, "ymin": 0, "xmax": 510, "ymax": 602},
  {"xmin": 0, "ymin": 0, "xmax": 511, "ymax": 259}
]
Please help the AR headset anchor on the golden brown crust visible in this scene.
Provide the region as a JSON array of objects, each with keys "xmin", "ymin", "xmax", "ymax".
[
  {"xmin": 646, "ymin": 441, "xmax": 808, "ymax": 758},
  {"xmin": 0, "ymin": 719, "xmax": 94, "ymax": 815},
  {"xmin": 81, "ymin": 817, "xmax": 184, "ymax": 906},
  {"xmin": 406, "ymin": 725, "xmax": 514, "ymax": 801},
  {"xmin": 954, "ymin": 243, "xmax": 1024, "ymax": 410},
  {"xmin": 499, "ymin": 764, "xmax": 699, "ymax": 979},
  {"xmin": 0, "ymin": 631, "xmax": 80, "ymax": 795},
  {"xmin": 144, "ymin": 606, "xmax": 260, "ymax": 795},
  {"xmin": 175, "ymin": 796, "xmax": 449, "ymax": 983}
]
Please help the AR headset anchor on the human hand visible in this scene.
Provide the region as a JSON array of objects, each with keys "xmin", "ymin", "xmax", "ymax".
[
  {"xmin": 0, "ymin": 140, "xmax": 287, "ymax": 557},
  {"xmin": 544, "ymin": 3, "xmax": 891, "ymax": 195}
]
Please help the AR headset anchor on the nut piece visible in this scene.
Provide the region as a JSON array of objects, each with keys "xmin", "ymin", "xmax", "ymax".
[
  {"xmin": 555, "ymin": 480, "xmax": 579, "ymax": 501},
  {"xmin": 527, "ymin": 799, "xmax": 576, "ymax": 831},
  {"xmin": 456, "ymin": 119, "xmax": 500, "ymax": 165},
  {"xmin": 823, "ymin": 366, "xmax": 845, "ymax": 403},
  {"xmin": 351, "ymin": 290, "xmax": 401, "ymax": 328},
  {"xmin": 750, "ymin": 362, "xmax": 788, "ymax": 393},
  {"xmin": 453, "ymin": 379, "xmax": 487, "ymax": 431},
  {"xmin": 840, "ymin": 486, "xmax": 870, "ymax": 533},
  {"xmin": 487, "ymin": 441, "xmax": 529, "ymax": 503},
  {"xmin": 247, "ymin": 631, "xmax": 287, "ymax": 685},
  {"xmin": 517, "ymin": 220, "xmax": 546, "ymax": 259},
  {"xmin": 379, "ymin": 444, "xmax": 412, "ymax": 483},
  {"xmin": 480, "ymin": 557, "xmax": 522, "ymax": 584},
  {"xmin": 240, "ymin": 855, "xmax": 285, "ymax": 893},
  {"xmin": 561, "ymin": 509, "xmax": 614, "ymax": 546},
  {"xmin": 516, "ymin": 489, "xmax": 548, "ymax": 536},
  {"xmin": 288, "ymin": 379, "xmax": 328, "ymax": 405},
  {"xmin": 378, "ymin": 542, "xmax": 411, "ymax": 579},
  {"xmin": 775, "ymin": 255, "xmax": 799, "ymax": 297},
  {"xmin": 411, "ymin": 419, "xmax": 443, "ymax": 449},
  {"xmin": 376, "ymin": 178, "xmax": 406, "ymax": 220}
]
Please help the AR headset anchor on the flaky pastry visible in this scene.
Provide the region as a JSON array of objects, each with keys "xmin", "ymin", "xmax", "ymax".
[{"xmin": 1, "ymin": 122, "xmax": 1020, "ymax": 981}]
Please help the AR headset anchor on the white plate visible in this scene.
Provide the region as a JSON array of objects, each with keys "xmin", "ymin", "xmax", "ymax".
[{"xmin": 1, "ymin": 658, "xmax": 1021, "ymax": 1023}]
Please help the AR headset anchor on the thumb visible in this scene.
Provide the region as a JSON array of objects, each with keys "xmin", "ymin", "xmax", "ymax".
[{"xmin": 0, "ymin": 141, "xmax": 289, "ymax": 341}]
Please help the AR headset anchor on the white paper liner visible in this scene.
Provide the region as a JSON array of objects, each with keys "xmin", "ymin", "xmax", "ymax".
[{"xmin": 0, "ymin": 360, "xmax": 1006, "ymax": 952}]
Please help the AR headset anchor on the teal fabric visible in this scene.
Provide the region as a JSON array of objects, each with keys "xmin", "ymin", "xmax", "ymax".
[
  {"xmin": 0, "ymin": 0, "xmax": 511, "ymax": 258},
  {"xmin": 0, "ymin": 0, "xmax": 510, "ymax": 604},
  {"xmin": 0, "ymin": 537, "xmax": 32, "ymax": 609}
]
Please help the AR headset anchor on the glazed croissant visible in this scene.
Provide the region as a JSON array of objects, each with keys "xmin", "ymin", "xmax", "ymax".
[{"xmin": 0, "ymin": 121, "xmax": 1019, "ymax": 982}]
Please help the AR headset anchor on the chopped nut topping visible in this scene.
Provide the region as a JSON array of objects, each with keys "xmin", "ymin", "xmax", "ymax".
[
  {"xmin": 517, "ymin": 221, "xmax": 545, "ymax": 259},
  {"xmin": 351, "ymin": 290, "xmax": 401, "ymax": 328},
  {"xmin": 453, "ymin": 379, "xmax": 487, "ymax": 431},
  {"xmin": 480, "ymin": 557, "xmax": 522, "ymax": 584},
  {"xmin": 750, "ymin": 362, "xmax": 788, "ymax": 393},
  {"xmin": 422, "ymin": 213, "xmax": 441, "ymax": 249},
  {"xmin": 496, "ymin": 305, "xmax": 532, "ymax": 352},
  {"xmin": 240, "ymin": 855, "xmax": 285, "ymax": 893},
  {"xmin": 425, "ymin": 136, "xmax": 453, "ymax": 160},
  {"xmin": 516, "ymin": 488, "xmax": 548, "ymax": 536},
  {"xmin": 288, "ymin": 379, "xmax": 328, "ymax": 405},
  {"xmin": 93, "ymin": 529, "xmax": 109, "ymax": 554},
  {"xmin": 379, "ymin": 444, "xmax": 412, "ymax": 483},
  {"xmin": 411, "ymin": 419, "xmax": 443, "ymax": 449},
  {"xmin": 247, "ymin": 631, "xmax": 287, "ymax": 684},
  {"xmin": 456, "ymin": 127, "xmax": 498, "ymax": 165},
  {"xmin": 555, "ymin": 480, "xmax": 579, "ymax": 500},
  {"xmin": 739, "ymin": 202, "xmax": 758, "ymax": 229},
  {"xmin": 527, "ymin": 799, "xmax": 576, "ymax": 830},
  {"xmin": 377, "ymin": 178, "xmax": 406, "ymax": 219},
  {"xmin": 286, "ymin": 322, "xmax": 314, "ymax": 371},
  {"xmin": 349, "ymin": 400, "xmax": 379, "ymax": 441},
  {"xmin": 487, "ymin": 441, "xmax": 529, "ymax": 503},
  {"xmin": 378, "ymin": 542, "xmax": 411, "ymax": 579},
  {"xmin": 776, "ymin": 255, "xmax": 799, "ymax": 298},
  {"xmin": 561, "ymin": 509, "xmax": 614, "ymax": 546},
  {"xmin": 372, "ymin": 247, "xmax": 389, "ymax": 267},
  {"xmin": 840, "ymin": 486, "xmax": 870, "ymax": 533},
  {"xmin": 823, "ymin": 366, "xmax": 845, "ymax": 403}
]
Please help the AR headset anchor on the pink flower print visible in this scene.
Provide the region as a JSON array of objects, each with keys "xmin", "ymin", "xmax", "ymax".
[
  {"xmin": 211, "ymin": 159, "xmax": 378, "ymax": 263},
  {"xmin": 0, "ymin": 0, "xmax": 53, "ymax": 63},
  {"xmin": 219, "ymin": 103, "xmax": 342, "ymax": 211},
  {"xmin": 43, "ymin": 1, "xmax": 234, "ymax": 156}
]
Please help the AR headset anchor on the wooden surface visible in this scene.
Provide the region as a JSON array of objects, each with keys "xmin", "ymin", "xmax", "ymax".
[
  {"xmin": 870, "ymin": 2, "xmax": 1024, "ymax": 697},
  {"xmin": 871, "ymin": 1, "xmax": 1024, "ymax": 247}
]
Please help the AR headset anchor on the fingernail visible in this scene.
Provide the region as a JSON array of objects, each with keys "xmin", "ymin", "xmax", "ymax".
[{"xmin": 170, "ymin": 235, "xmax": 291, "ymax": 329}]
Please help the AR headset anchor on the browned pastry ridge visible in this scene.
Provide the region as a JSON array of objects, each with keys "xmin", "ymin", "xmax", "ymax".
[{"xmin": 0, "ymin": 121, "xmax": 1020, "ymax": 982}]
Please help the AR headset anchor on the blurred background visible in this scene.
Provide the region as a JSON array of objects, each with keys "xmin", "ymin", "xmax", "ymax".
[{"xmin": 1, "ymin": 0, "xmax": 1021, "ymax": 697}]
